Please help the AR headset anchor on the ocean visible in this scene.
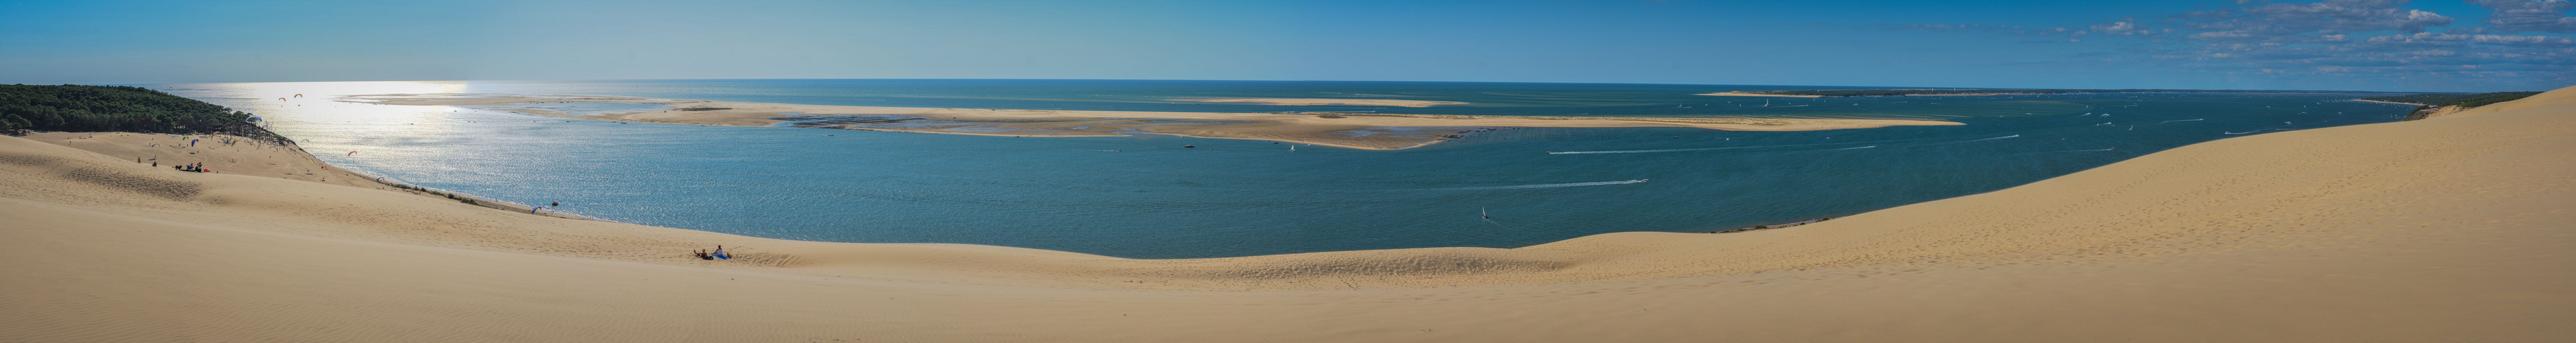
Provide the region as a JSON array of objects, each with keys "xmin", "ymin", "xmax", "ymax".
[{"xmin": 151, "ymin": 80, "xmax": 2412, "ymax": 258}]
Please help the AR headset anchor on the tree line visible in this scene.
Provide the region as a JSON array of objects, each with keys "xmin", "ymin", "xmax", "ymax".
[
  {"xmin": 1, "ymin": 84, "xmax": 290, "ymax": 144},
  {"xmin": 2359, "ymin": 91, "xmax": 2544, "ymax": 108}
]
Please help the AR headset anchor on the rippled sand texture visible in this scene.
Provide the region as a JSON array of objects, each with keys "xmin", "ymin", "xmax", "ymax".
[
  {"xmin": 3, "ymin": 87, "xmax": 2573, "ymax": 342},
  {"xmin": 345, "ymin": 94, "xmax": 1960, "ymax": 150}
]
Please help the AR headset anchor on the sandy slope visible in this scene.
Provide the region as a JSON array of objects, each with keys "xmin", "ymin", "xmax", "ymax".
[{"xmin": 3, "ymin": 86, "xmax": 2574, "ymax": 342}]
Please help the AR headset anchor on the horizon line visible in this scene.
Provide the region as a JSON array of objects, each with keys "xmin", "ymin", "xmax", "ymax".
[{"xmin": 72, "ymin": 78, "xmax": 2477, "ymax": 94}]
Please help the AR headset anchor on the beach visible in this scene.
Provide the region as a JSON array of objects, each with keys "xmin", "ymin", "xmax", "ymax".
[
  {"xmin": 2, "ymin": 86, "xmax": 2572, "ymax": 341},
  {"xmin": 1170, "ymin": 97, "xmax": 1470, "ymax": 107},
  {"xmin": 344, "ymin": 94, "xmax": 1958, "ymax": 150}
]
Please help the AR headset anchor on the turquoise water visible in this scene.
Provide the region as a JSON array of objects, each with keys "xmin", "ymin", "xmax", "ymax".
[{"xmin": 153, "ymin": 80, "xmax": 2411, "ymax": 259}]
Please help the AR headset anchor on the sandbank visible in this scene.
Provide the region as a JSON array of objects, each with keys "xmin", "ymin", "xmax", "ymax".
[
  {"xmin": 3, "ymin": 86, "xmax": 2574, "ymax": 341},
  {"xmin": 1171, "ymin": 97, "xmax": 1468, "ymax": 107},
  {"xmin": 341, "ymin": 94, "xmax": 1957, "ymax": 150},
  {"xmin": 2351, "ymin": 99, "xmax": 2427, "ymax": 106},
  {"xmin": 1693, "ymin": 91, "xmax": 1825, "ymax": 97}
]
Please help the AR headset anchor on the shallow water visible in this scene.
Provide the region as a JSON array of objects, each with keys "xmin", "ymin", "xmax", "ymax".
[
  {"xmin": 465, "ymin": 102, "xmax": 672, "ymax": 117},
  {"xmin": 152, "ymin": 80, "xmax": 2411, "ymax": 258}
]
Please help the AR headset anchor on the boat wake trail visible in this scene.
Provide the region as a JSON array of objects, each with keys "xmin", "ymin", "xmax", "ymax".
[
  {"xmin": 1438, "ymin": 180, "xmax": 1649, "ymax": 191},
  {"xmin": 1549, "ymin": 147, "xmax": 1732, "ymax": 154},
  {"xmin": 2004, "ymin": 147, "xmax": 2118, "ymax": 156},
  {"xmin": 2223, "ymin": 130, "xmax": 2261, "ymax": 134},
  {"xmin": 1826, "ymin": 145, "xmax": 1878, "ymax": 150},
  {"xmin": 1970, "ymin": 134, "xmax": 2022, "ymax": 141},
  {"xmin": 2156, "ymin": 119, "xmax": 2206, "ymax": 124}
]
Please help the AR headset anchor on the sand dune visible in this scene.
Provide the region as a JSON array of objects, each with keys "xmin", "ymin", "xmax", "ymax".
[{"xmin": 4, "ymin": 86, "xmax": 2574, "ymax": 342}]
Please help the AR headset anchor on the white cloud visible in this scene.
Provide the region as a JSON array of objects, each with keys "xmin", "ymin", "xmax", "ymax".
[
  {"xmin": 2468, "ymin": 0, "xmax": 2576, "ymax": 33},
  {"xmin": 2192, "ymin": 31, "xmax": 2257, "ymax": 40},
  {"xmin": 2181, "ymin": 0, "xmax": 2455, "ymax": 36},
  {"xmin": 2090, "ymin": 21, "xmax": 2149, "ymax": 36},
  {"xmin": 1891, "ymin": 0, "xmax": 2576, "ymax": 86}
]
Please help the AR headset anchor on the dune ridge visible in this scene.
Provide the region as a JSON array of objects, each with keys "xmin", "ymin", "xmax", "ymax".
[{"xmin": 3, "ymin": 86, "xmax": 2573, "ymax": 342}]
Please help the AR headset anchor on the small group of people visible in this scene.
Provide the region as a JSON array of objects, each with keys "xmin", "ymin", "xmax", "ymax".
[
  {"xmin": 173, "ymin": 162, "xmax": 211, "ymax": 173},
  {"xmin": 693, "ymin": 246, "xmax": 733, "ymax": 261}
]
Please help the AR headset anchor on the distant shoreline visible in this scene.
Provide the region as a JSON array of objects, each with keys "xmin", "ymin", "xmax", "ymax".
[
  {"xmin": 1694, "ymin": 91, "xmax": 1824, "ymax": 98},
  {"xmin": 344, "ymin": 94, "xmax": 1961, "ymax": 150},
  {"xmin": 1171, "ymin": 97, "xmax": 1468, "ymax": 107},
  {"xmin": 1707, "ymin": 88, "xmax": 2412, "ymax": 97},
  {"xmin": 2350, "ymin": 99, "xmax": 2425, "ymax": 106}
]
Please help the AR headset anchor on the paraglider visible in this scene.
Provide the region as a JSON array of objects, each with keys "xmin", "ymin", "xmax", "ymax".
[{"xmin": 347, "ymin": 151, "xmax": 358, "ymax": 156}]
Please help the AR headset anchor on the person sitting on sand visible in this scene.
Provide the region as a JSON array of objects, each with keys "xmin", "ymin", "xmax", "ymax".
[
  {"xmin": 713, "ymin": 246, "xmax": 731, "ymax": 260},
  {"xmin": 694, "ymin": 250, "xmax": 713, "ymax": 260}
]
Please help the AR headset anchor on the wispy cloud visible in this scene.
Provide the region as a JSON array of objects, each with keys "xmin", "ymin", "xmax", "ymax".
[
  {"xmin": 2179, "ymin": 0, "xmax": 2455, "ymax": 36},
  {"xmin": 2471, "ymin": 0, "xmax": 2576, "ymax": 32},
  {"xmin": 1898, "ymin": 0, "xmax": 2576, "ymax": 89}
]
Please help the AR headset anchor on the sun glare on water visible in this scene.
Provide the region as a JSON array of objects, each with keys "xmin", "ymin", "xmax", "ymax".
[{"xmin": 245, "ymin": 80, "xmax": 469, "ymax": 99}]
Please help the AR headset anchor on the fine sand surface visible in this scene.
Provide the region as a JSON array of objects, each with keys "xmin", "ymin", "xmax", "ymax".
[
  {"xmin": 13, "ymin": 131, "xmax": 584, "ymax": 219},
  {"xmin": 1170, "ymin": 97, "xmax": 1468, "ymax": 107},
  {"xmin": 344, "ymin": 94, "xmax": 1955, "ymax": 150},
  {"xmin": 5, "ymin": 86, "xmax": 2575, "ymax": 342}
]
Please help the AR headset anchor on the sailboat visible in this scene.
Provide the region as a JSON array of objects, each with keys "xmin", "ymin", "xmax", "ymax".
[
  {"xmin": 1289, "ymin": 145, "xmax": 1296, "ymax": 152},
  {"xmin": 1481, "ymin": 207, "xmax": 1490, "ymax": 220}
]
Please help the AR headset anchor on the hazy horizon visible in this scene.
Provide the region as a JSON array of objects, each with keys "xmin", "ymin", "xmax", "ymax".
[{"xmin": 112, "ymin": 78, "xmax": 2451, "ymax": 93}]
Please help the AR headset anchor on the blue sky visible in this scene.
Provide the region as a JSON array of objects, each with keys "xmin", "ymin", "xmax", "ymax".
[{"xmin": 2, "ymin": 0, "xmax": 2568, "ymax": 92}]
